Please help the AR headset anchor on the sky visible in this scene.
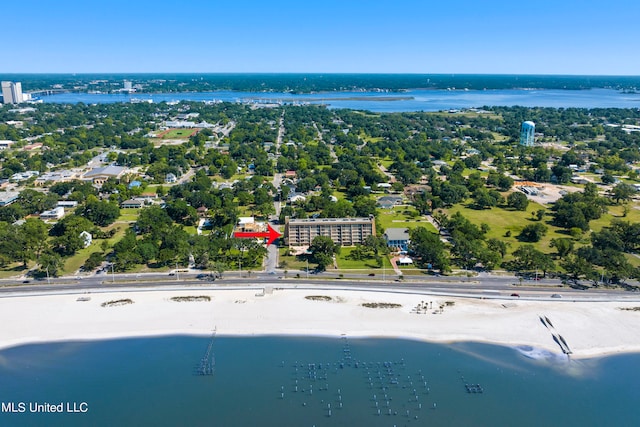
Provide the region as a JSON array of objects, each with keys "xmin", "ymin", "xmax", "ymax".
[{"xmin": 4, "ymin": 0, "xmax": 640, "ymax": 75}]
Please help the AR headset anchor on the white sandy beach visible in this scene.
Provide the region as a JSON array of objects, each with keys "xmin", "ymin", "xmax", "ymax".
[{"xmin": 1, "ymin": 287, "xmax": 640, "ymax": 359}]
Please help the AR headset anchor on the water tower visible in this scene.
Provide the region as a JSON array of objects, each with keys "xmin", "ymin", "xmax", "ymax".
[{"xmin": 520, "ymin": 121, "xmax": 535, "ymax": 146}]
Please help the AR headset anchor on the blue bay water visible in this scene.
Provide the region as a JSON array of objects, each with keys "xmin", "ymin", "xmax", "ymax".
[
  {"xmin": 40, "ymin": 88, "xmax": 640, "ymax": 112},
  {"xmin": 1, "ymin": 336, "xmax": 639, "ymax": 427}
]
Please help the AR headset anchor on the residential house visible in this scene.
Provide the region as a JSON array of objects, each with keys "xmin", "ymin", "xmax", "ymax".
[
  {"xmin": 120, "ymin": 199, "xmax": 144, "ymax": 209},
  {"xmin": 0, "ymin": 191, "xmax": 20, "ymax": 206},
  {"xmin": 40, "ymin": 206, "xmax": 65, "ymax": 220},
  {"xmin": 196, "ymin": 206, "xmax": 208, "ymax": 217},
  {"xmin": 377, "ymin": 195, "xmax": 403, "ymax": 209},
  {"xmin": 384, "ymin": 228, "xmax": 410, "ymax": 252},
  {"xmin": 79, "ymin": 231, "xmax": 92, "ymax": 248},
  {"xmin": 0, "ymin": 140, "xmax": 15, "ymax": 150},
  {"xmin": 56, "ymin": 200, "xmax": 78, "ymax": 208}
]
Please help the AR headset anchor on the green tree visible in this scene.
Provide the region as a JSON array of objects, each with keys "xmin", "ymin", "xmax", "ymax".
[
  {"xmin": 507, "ymin": 191, "xmax": 529, "ymax": 211},
  {"xmin": 79, "ymin": 198, "xmax": 120, "ymax": 226},
  {"xmin": 50, "ymin": 215, "xmax": 94, "ymax": 256},
  {"xmin": 518, "ymin": 223, "xmax": 548, "ymax": 242},
  {"xmin": 551, "ymin": 164, "xmax": 572, "ymax": 184},
  {"xmin": 601, "ymin": 173, "xmax": 615, "ymax": 184},
  {"xmin": 549, "ymin": 238, "xmax": 574, "ymax": 258},
  {"xmin": 322, "ymin": 199, "xmax": 356, "ymax": 218},
  {"xmin": 136, "ymin": 205, "xmax": 173, "ymax": 235},
  {"xmin": 83, "ymin": 252, "xmax": 105, "ymax": 271},
  {"xmin": 561, "ymin": 254, "xmax": 596, "ymax": 282},
  {"xmin": 409, "ymin": 227, "xmax": 450, "ymax": 272},
  {"xmin": 472, "ymin": 188, "xmax": 499, "ymax": 209},
  {"xmin": 39, "ymin": 252, "xmax": 64, "ymax": 277},
  {"xmin": 352, "ymin": 196, "xmax": 377, "ymax": 217},
  {"xmin": 308, "ymin": 236, "xmax": 340, "ymax": 271},
  {"xmin": 611, "ymin": 183, "xmax": 636, "ymax": 204},
  {"xmin": 509, "ymin": 245, "xmax": 555, "ymax": 276},
  {"xmin": 209, "ymin": 261, "xmax": 227, "ymax": 279},
  {"xmin": 17, "ymin": 218, "xmax": 49, "ymax": 265},
  {"xmin": 487, "ymin": 238, "xmax": 509, "ymax": 258}
]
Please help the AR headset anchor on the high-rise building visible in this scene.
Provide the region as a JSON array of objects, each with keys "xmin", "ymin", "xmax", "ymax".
[
  {"xmin": 1, "ymin": 81, "xmax": 24, "ymax": 104},
  {"xmin": 520, "ymin": 121, "xmax": 535, "ymax": 146},
  {"xmin": 123, "ymin": 80, "xmax": 133, "ymax": 91},
  {"xmin": 284, "ymin": 216, "xmax": 376, "ymax": 247}
]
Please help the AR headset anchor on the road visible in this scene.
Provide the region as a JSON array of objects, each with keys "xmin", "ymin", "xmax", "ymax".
[
  {"xmin": 2, "ymin": 271, "xmax": 638, "ymax": 303},
  {"xmin": 263, "ymin": 111, "xmax": 286, "ymax": 274}
]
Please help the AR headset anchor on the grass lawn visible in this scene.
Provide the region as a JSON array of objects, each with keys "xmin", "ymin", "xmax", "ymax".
[
  {"xmin": 142, "ymin": 185, "xmax": 160, "ymax": 195},
  {"xmin": 183, "ymin": 226, "xmax": 197, "ymax": 235},
  {"xmin": 333, "ymin": 190, "xmax": 348, "ymax": 201},
  {"xmin": 625, "ymin": 253, "xmax": 640, "ymax": 268},
  {"xmin": 278, "ymin": 247, "xmax": 309, "ymax": 271},
  {"xmin": 445, "ymin": 200, "xmax": 564, "ymax": 257},
  {"xmin": 358, "ymin": 132, "xmax": 384, "ymax": 144},
  {"xmin": 162, "ymin": 128, "xmax": 197, "ymax": 139},
  {"xmin": 335, "ymin": 247, "xmax": 393, "ymax": 270},
  {"xmin": 378, "ymin": 157, "xmax": 394, "ymax": 169},
  {"xmin": 461, "ymin": 168, "xmax": 489, "ymax": 178},
  {"xmin": 62, "ymin": 224, "xmax": 129, "ymax": 274},
  {"xmin": 377, "ymin": 206, "xmax": 437, "ymax": 233},
  {"xmin": 0, "ymin": 262, "xmax": 29, "ymax": 279},
  {"xmin": 589, "ymin": 203, "xmax": 640, "ymax": 233},
  {"xmin": 62, "ymin": 243, "xmax": 103, "ymax": 275},
  {"xmin": 118, "ymin": 210, "xmax": 141, "ymax": 222}
]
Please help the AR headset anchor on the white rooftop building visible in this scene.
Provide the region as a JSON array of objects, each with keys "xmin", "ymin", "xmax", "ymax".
[{"xmin": 1, "ymin": 81, "xmax": 23, "ymax": 104}]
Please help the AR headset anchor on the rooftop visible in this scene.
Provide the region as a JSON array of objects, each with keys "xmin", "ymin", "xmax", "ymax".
[
  {"xmin": 288, "ymin": 217, "xmax": 374, "ymax": 225},
  {"xmin": 384, "ymin": 227, "xmax": 410, "ymax": 241},
  {"xmin": 83, "ymin": 165, "xmax": 126, "ymax": 178}
]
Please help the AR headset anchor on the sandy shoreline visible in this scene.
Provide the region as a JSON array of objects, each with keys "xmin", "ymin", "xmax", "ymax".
[{"xmin": 1, "ymin": 287, "xmax": 640, "ymax": 359}]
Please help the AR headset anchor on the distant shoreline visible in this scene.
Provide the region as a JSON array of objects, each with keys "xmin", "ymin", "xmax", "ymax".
[
  {"xmin": 13, "ymin": 73, "xmax": 640, "ymax": 94},
  {"xmin": 243, "ymin": 95, "xmax": 415, "ymax": 102}
]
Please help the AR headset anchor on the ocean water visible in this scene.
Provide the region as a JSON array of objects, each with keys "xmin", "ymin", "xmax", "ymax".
[
  {"xmin": 40, "ymin": 88, "xmax": 640, "ymax": 112},
  {"xmin": 0, "ymin": 336, "xmax": 639, "ymax": 427}
]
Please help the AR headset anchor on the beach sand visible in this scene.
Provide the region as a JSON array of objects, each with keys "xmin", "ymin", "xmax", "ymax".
[{"xmin": 1, "ymin": 287, "xmax": 640, "ymax": 359}]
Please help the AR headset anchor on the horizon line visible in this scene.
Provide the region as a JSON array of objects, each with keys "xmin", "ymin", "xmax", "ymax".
[{"xmin": 1, "ymin": 72, "xmax": 640, "ymax": 77}]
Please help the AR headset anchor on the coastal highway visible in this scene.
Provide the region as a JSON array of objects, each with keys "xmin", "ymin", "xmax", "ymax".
[{"xmin": 1, "ymin": 273, "xmax": 638, "ymax": 302}]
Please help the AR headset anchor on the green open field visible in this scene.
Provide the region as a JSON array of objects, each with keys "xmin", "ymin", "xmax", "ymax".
[
  {"xmin": 589, "ymin": 203, "xmax": 640, "ymax": 232},
  {"xmin": 278, "ymin": 247, "xmax": 309, "ymax": 271},
  {"xmin": 117, "ymin": 210, "xmax": 141, "ymax": 222},
  {"xmin": 335, "ymin": 247, "xmax": 393, "ymax": 270},
  {"xmin": 378, "ymin": 158, "xmax": 394, "ymax": 169},
  {"xmin": 377, "ymin": 206, "xmax": 437, "ymax": 233},
  {"xmin": 461, "ymin": 168, "xmax": 490, "ymax": 178},
  {"xmin": 445, "ymin": 198, "xmax": 640, "ymax": 262},
  {"xmin": 358, "ymin": 132, "xmax": 384, "ymax": 144},
  {"xmin": 445, "ymin": 200, "xmax": 562, "ymax": 257},
  {"xmin": 0, "ymin": 263, "xmax": 28, "ymax": 279},
  {"xmin": 61, "ymin": 224, "xmax": 129, "ymax": 274},
  {"xmin": 162, "ymin": 128, "xmax": 198, "ymax": 139}
]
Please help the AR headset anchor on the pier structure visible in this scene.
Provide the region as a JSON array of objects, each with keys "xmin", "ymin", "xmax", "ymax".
[{"xmin": 195, "ymin": 326, "xmax": 216, "ymax": 376}]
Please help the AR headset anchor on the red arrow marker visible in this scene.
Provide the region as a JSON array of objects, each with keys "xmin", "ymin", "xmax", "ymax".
[{"xmin": 234, "ymin": 223, "xmax": 282, "ymax": 245}]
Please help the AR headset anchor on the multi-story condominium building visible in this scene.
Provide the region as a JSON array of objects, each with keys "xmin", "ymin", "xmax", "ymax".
[
  {"xmin": 1, "ymin": 81, "xmax": 23, "ymax": 104},
  {"xmin": 284, "ymin": 216, "xmax": 376, "ymax": 247}
]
